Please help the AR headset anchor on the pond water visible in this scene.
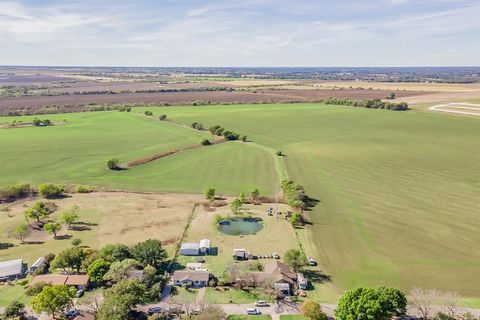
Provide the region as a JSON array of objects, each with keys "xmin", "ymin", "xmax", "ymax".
[{"xmin": 217, "ymin": 218, "xmax": 263, "ymax": 235}]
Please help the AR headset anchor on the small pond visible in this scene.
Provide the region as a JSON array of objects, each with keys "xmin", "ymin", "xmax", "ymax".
[{"xmin": 217, "ymin": 218, "xmax": 263, "ymax": 235}]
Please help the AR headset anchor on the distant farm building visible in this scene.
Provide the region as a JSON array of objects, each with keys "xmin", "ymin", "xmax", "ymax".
[{"xmin": 0, "ymin": 259, "xmax": 24, "ymax": 282}]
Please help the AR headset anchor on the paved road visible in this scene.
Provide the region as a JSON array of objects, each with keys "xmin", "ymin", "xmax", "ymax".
[{"xmin": 429, "ymin": 102, "xmax": 480, "ymax": 116}]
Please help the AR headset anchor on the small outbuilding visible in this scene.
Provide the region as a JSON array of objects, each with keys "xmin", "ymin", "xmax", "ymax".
[
  {"xmin": 199, "ymin": 239, "xmax": 211, "ymax": 254},
  {"xmin": 29, "ymin": 257, "xmax": 46, "ymax": 273},
  {"xmin": 0, "ymin": 259, "xmax": 24, "ymax": 282},
  {"xmin": 180, "ymin": 243, "xmax": 200, "ymax": 256},
  {"xmin": 32, "ymin": 274, "xmax": 90, "ymax": 289},
  {"xmin": 233, "ymin": 248, "xmax": 247, "ymax": 260},
  {"xmin": 297, "ymin": 272, "xmax": 307, "ymax": 290}
]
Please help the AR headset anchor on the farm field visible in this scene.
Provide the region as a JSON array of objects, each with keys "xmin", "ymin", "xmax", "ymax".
[
  {"xmin": 0, "ymin": 111, "xmax": 277, "ymax": 194},
  {"xmin": 1, "ymin": 103, "xmax": 480, "ymax": 303},
  {"xmin": 130, "ymin": 103, "xmax": 480, "ymax": 300}
]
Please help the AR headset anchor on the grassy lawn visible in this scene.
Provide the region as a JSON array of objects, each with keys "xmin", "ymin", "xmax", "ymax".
[
  {"xmin": 0, "ymin": 283, "xmax": 29, "ymax": 306},
  {"xmin": 0, "ymin": 192, "xmax": 200, "ymax": 265},
  {"xmin": 178, "ymin": 202, "xmax": 299, "ymax": 277},
  {"xmin": 204, "ymin": 287, "xmax": 272, "ymax": 304},
  {"xmin": 227, "ymin": 316, "xmax": 272, "ymax": 320}
]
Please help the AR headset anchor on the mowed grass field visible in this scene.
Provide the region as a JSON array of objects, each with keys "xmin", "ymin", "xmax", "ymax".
[
  {"xmin": 131, "ymin": 104, "xmax": 480, "ymax": 300},
  {"xmin": 1, "ymin": 103, "xmax": 479, "ymax": 302},
  {"xmin": 0, "ymin": 111, "xmax": 277, "ymax": 194}
]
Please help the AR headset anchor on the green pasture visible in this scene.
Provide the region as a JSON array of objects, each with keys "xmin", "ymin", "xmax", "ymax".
[
  {"xmin": 131, "ymin": 104, "xmax": 480, "ymax": 300},
  {"xmin": 1, "ymin": 103, "xmax": 479, "ymax": 302}
]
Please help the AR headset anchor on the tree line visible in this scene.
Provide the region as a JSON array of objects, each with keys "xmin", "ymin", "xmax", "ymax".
[{"xmin": 324, "ymin": 97, "xmax": 409, "ymax": 110}]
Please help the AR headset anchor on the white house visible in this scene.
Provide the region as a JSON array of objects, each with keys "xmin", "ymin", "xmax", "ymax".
[
  {"xmin": 29, "ymin": 257, "xmax": 46, "ymax": 273},
  {"xmin": 0, "ymin": 259, "xmax": 24, "ymax": 282},
  {"xmin": 172, "ymin": 270, "xmax": 210, "ymax": 287}
]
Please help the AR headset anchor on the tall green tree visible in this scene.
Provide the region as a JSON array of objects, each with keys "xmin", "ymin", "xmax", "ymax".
[
  {"xmin": 99, "ymin": 243, "xmax": 133, "ymax": 262},
  {"xmin": 12, "ymin": 223, "xmax": 29, "ymax": 243},
  {"xmin": 24, "ymin": 201, "xmax": 48, "ymax": 223},
  {"xmin": 87, "ymin": 258, "xmax": 111, "ymax": 283},
  {"xmin": 53, "ymin": 247, "xmax": 88, "ymax": 273},
  {"xmin": 30, "ymin": 285, "xmax": 75, "ymax": 319},
  {"xmin": 43, "ymin": 222, "xmax": 62, "ymax": 239},
  {"xmin": 283, "ymin": 248, "xmax": 307, "ymax": 272},
  {"xmin": 335, "ymin": 287, "xmax": 407, "ymax": 320},
  {"xmin": 204, "ymin": 187, "xmax": 216, "ymax": 201},
  {"xmin": 300, "ymin": 300, "xmax": 328, "ymax": 320},
  {"xmin": 96, "ymin": 279, "xmax": 148, "ymax": 320},
  {"xmin": 132, "ymin": 239, "xmax": 167, "ymax": 270},
  {"xmin": 230, "ymin": 198, "xmax": 242, "ymax": 214},
  {"xmin": 60, "ymin": 206, "xmax": 79, "ymax": 229}
]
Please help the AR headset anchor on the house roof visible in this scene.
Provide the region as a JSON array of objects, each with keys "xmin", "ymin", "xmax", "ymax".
[
  {"xmin": 173, "ymin": 270, "xmax": 210, "ymax": 282},
  {"xmin": 32, "ymin": 275, "xmax": 68, "ymax": 285},
  {"xmin": 181, "ymin": 243, "xmax": 200, "ymax": 250},
  {"xmin": 30, "ymin": 257, "xmax": 46, "ymax": 269},
  {"xmin": 65, "ymin": 275, "xmax": 89, "ymax": 286},
  {"xmin": 32, "ymin": 274, "xmax": 89, "ymax": 286},
  {"xmin": 199, "ymin": 239, "xmax": 210, "ymax": 248},
  {"xmin": 249, "ymin": 261, "xmax": 297, "ymax": 285},
  {"xmin": 0, "ymin": 259, "xmax": 23, "ymax": 278}
]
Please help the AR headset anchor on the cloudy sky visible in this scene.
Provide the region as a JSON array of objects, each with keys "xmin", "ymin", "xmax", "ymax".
[{"xmin": 0, "ymin": 0, "xmax": 479, "ymax": 67}]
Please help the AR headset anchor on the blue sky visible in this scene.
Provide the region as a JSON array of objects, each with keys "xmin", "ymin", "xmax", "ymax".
[{"xmin": 0, "ymin": 0, "xmax": 479, "ymax": 66}]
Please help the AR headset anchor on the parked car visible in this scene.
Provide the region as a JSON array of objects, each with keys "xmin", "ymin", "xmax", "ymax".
[
  {"xmin": 272, "ymin": 253, "xmax": 280, "ymax": 259},
  {"xmin": 74, "ymin": 289, "xmax": 84, "ymax": 298},
  {"xmin": 147, "ymin": 307, "xmax": 162, "ymax": 315},
  {"xmin": 246, "ymin": 308, "xmax": 261, "ymax": 315},
  {"xmin": 307, "ymin": 256, "xmax": 317, "ymax": 266},
  {"xmin": 64, "ymin": 309, "xmax": 79, "ymax": 318},
  {"xmin": 254, "ymin": 301, "xmax": 270, "ymax": 307}
]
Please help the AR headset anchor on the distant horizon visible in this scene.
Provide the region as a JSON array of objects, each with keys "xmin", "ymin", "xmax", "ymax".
[
  {"xmin": 1, "ymin": 65, "xmax": 479, "ymax": 69},
  {"xmin": 1, "ymin": 0, "xmax": 479, "ymax": 66}
]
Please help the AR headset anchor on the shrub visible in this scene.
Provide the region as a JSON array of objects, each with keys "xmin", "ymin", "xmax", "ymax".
[
  {"xmin": 71, "ymin": 238, "xmax": 83, "ymax": 246},
  {"xmin": 38, "ymin": 184, "xmax": 65, "ymax": 199},
  {"xmin": 214, "ymin": 214, "xmax": 223, "ymax": 225},
  {"xmin": 159, "ymin": 114, "xmax": 167, "ymax": 120},
  {"xmin": 44, "ymin": 253, "xmax": 55, "ymax": 263},
  {"xmin": 144, "ymin": 111, "xmax": 153, "ymax": 116},
  {"xmin": 76, "ymin": 185, "xmax": 93, "ymax": 193},
  {"xmin": 223, "ymin": 130, "xmax": 240, "ymax": 141},
  {"xmin": 126, "ymin": 107, "xmax": 131, "ymax": 112},
  {"xmin": 106, "ymin": 158, "xmax": 120, "ymax": 170},
  {"xmin": 276, "ymin": 151, "xmax": 283, "ymax": 156},
  {"xmin": 26, "ymin": 282, "xmax": 48, "ymax": 296},
  {"xmin": 201, "ymin": 139, "xmax": 211, "ymax": 146},
  {"xmin": 0, "ymin": 183, "xmax": 32, "ymax": 202},
  {"xmin": 240, "ymin": 135, "xmax": 247, "ymax": 142},
  {"xmin": 209, "ymin": 280, "xmax": 217, "ymax": 287}
]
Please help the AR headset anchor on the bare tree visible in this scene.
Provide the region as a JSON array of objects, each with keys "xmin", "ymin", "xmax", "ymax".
[
  {"xmin": 81, "ymin": 295, "xmax": 102, "ymax": 315},
  {"xmin": 171, "ymin": 292, "xmax": 196, "ymax": 318},
  {"xmin": 442, "ymin": 291, "xmax": 461, "ymax": 319},
  {"xmin": 410, "ymin": 288, "xmax": 439, "ymax": 319}
]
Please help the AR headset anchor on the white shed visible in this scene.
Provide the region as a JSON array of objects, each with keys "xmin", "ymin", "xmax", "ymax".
[
  {"xmin": 199, "ymin": 239, "xmax": 211, "ymax": 254},
  {"xmin": 0, "ymin": 259, "xmax": 24, "ymax": 282},
  {"xmin": 29, "ymin": 257, "xmax": 46, "ymax": 273},
  {"xmin": 180, "ymin": 243, "xmax": 200, "ymax": 256}
]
